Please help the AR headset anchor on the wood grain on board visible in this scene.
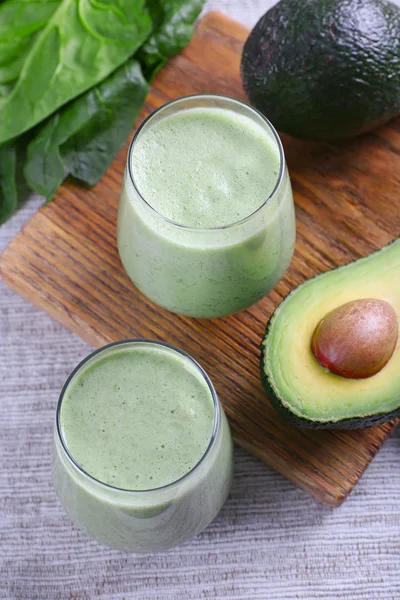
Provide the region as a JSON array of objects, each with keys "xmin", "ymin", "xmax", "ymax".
[{"xmin": 0, "ymin": 12, "xmax": 399, "ymax": 506}]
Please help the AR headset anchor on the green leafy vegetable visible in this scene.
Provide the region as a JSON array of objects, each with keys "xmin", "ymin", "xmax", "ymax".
[
  {"xmin": 0, "ymin": 0, "xmax": 61, "ymax": 85},
  {"xmin": 0, "ymin": 0, "xmax": 152, "ymax": 144},
  {"xmin": 0, "ymin": 144, "xmax": 17, "ymax": 225},
  {"xmin": 0, "ymin": 0, "xmax": 203, "ymax": 224},
  {"xmin": 24, "ymin": 59, "xmax": 148, "ymax": 198},
  {"xmin": 139, "ymin": 0, "xmax": 204, "ymax": 76}
]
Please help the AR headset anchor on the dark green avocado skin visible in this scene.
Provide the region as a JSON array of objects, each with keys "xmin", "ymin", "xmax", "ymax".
[{"xmin": 241, "ymin": 0, "xmax": 400, "ymax": 141}]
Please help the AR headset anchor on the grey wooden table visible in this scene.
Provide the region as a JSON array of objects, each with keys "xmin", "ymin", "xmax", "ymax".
[{"xmin": 1, "ymin": 2, "xmax": 399, "ymax": 598}]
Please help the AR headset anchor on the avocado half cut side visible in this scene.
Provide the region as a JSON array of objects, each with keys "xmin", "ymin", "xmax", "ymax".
[{"xmin": 260, "ymin": 238, "xmax": 400, "ymax": 429}]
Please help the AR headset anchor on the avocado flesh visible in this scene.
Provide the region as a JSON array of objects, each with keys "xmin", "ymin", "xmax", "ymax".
[
  {"xmin": 261, "ymin": 238, "xmax": 400, "ymax": 428},
  {"xmin": 241, "ymin": 0, "xmax": 400, "ymax": 141}
]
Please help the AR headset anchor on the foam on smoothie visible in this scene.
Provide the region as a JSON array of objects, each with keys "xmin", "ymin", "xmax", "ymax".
[
  {"xmin": 131, "ymin": 107, "xmax": 280, "ymax": 228},
  {"xmin": 60, "ymin": 345, "xmax": 215, "ymax": 491}
]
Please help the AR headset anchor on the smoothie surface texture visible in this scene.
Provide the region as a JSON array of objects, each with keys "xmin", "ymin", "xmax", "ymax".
[
  {"xmin": 60, "ymin": 345, "xmax": 215, "ymax": 490},
  {"xmin": 131, "ymin": 107, "xmax": 280, "ymax": 228}
]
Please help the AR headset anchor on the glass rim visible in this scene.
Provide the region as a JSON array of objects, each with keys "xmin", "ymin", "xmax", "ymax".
[
  {"xmin": 127, "ymin": 93, "xmax": 285, "ymax": 232},
  {"xmin": 56, "ymin": 339, "xmax": 220, "ymax": 495}
]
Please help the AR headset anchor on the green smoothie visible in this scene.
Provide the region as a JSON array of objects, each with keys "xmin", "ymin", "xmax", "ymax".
[
  {"xmin": 60, "ymin": 345, "xmax": 215, "ymax": 490},
  {"xmin": 53, "ymin": 340, "xmax": 233, "ymax": 553},
  {"xmin": 117, "ymin": 95, "xmax": 295, "ymax": 318},
  {"xmin": 131, "ymin": 107, "xmax": 280, "ymax": 228}
]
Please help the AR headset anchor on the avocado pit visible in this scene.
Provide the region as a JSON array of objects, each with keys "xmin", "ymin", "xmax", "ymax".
[{"xmin": 311, "ymin": 299, "xmax": 398, "ymax": 379}]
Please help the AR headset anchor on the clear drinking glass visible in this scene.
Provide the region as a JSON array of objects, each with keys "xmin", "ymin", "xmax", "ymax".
[
  {"xmin": 52, "ymin": 339, "xmax": 233, "ymax": 553},
  {"xmin": 117, "ymin": 94, "xmax": 296, "ymax": 319}
]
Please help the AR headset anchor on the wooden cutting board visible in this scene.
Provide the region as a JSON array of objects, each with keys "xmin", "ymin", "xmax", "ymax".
[{"xmin": 1, "ymin": 12, "xmax": 399, "ymax": 507}]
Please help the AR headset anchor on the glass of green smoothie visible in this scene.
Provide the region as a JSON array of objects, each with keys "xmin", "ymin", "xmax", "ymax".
[
  {"xmin": 117, "ymin": 94, "xmax": 295, "ymax": 318},
  {"xmin": 52, "ymin": 339, "xmax": 233, "ymax": 553}
]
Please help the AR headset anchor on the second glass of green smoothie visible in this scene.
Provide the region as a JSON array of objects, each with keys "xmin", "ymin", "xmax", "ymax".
[
  {"xmin": 53, "ymin": 339, "xmax": 233, "ymax": 553},
  {"xmin": 117, "ymin": 94, "xmax": 295, "ymax": 318}
]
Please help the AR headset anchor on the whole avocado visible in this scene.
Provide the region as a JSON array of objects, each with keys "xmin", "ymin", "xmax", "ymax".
[{"xmin": 241, "ymin": 0, "xmax": 400, "ymax": 141}]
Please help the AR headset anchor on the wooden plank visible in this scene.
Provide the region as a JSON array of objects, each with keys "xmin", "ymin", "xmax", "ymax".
[{"xmin": 0, "ymin": 11, "xmax": 398, "ymax": 506}]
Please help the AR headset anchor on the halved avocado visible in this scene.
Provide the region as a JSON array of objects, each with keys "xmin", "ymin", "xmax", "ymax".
[{"xmin": 260, "ymin": 238, "xmax": 400, "ymax": 429}]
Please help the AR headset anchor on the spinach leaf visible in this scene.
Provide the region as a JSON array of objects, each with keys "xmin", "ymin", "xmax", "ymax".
[
  {"xmin": 0, "ymin": 0, "xmax": 59, "ymax": 40},
  {"xmin": 0, "ymin": 0, "xmax": 203, "ymax": 224},
  {"xmin": 24, "ymin": 59, "xmax": 148, "ymax": 198},
  {"xmin": 139, "ymin": 0, "xmax": 205, "ymax": 74},
  {"xmin": 0, "ymin": 0, "xmax": 61, "ymax": 85},
  {"xmin": 0, "ymin": 0, "xmax": 152, "ymax": 144},
  {"xmin": 0, "ymin": 143, "xmax": 17, "ymax": 225},
  {"xmin": 62, "ymin": 61, "xmax": 149, "ymax": 186}
]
